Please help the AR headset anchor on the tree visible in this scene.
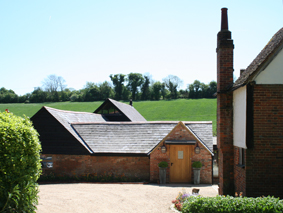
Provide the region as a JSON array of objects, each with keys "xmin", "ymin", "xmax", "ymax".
[
  {"xmin": 127, "ymin": 73, "xmax": 144, "ymax": 100},
  {"xmin": 0, "ymin": 87, "xmax": 18, "ymax": 103},
  {"xmin": 0, "ymin": 112, "xmax": 41, "ymax": 212},
  {"xmin": 42, "ymin": 75, "xmax": 67, "ymax": 102},
  {"xmin": 152, "ymin": 81, "xmax": 162, "ymax": 100},
  {"xmin": 188, "ymin": 84, "xmax": 196, "ymax": 99},
  {"xmin": 99, "ymin": 81, "xmax": 114, "ymax": 100},
  {"xmin": 83, "ymin": 82, "xmax": 100, "ymax": 101},
  {"xmin": 160, "ymin": 82, "xmax": 167, "ymax": 100},
  {"xmin": 110, "ymin": 74, "xmax": 127, "ymax": 100},
  {"xmin": 162, "ymin": 75, "xmax": 183, "ymax": 99},
  {"xmin": 29, "ymin": 87, "xmax": 47, "ymax": 103},
  {"xmin": 141, "ymin": 76, "xmax": 151, "ymax": 100},
  {"xmin": 200, "ymin": 83, "xmax": 209, "ymax": 98},
  {"xmin": 208, "ymin": 81, "xmax": 217, "ymax": 98}
]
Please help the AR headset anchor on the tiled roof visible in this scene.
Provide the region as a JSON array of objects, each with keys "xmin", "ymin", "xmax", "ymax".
[
  {"xmin": 44, "ymin": 106, "xmax": 106, "ymax": 153},
  {"xmin": 95, "ymin": 98, "xmax": 147, "ymax": 122},
  {"xmin": 72, "ymin": 121, "xmax": 213, "ymax": 154},
  {"xmin": 185, "ymin": 122, "xmax": 213, "ymax": 153},
  {"xmin": 233, "ymin": 27, "xmax": 283, "ymax": 89}
]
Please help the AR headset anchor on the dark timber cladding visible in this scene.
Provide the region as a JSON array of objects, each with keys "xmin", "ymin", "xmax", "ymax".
[{"xmin": 31, "ymin": 107, "xmax": 90, "ymax": 155}]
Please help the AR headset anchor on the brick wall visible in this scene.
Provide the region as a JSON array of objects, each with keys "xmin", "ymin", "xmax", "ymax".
[
  {"xmin": 234, "ymin": 147, "xmax": 246, "ymax": 196},
  {"xmin": 217, "ymin": 18, "xmax": 235, "ymax": 195},
  {"xmin": 149, "ymin": 144, "xmax": 170, "ymax": 183},
  {"xmin": 42, "ymin": 154, "xmax": 150, "ymax": 181},
  {"xmin": 150, "ymin": 123, "xmax": 212, "ymax": 183},
  {"xmin": 245, "ymin": 85, "xmax": 283, "ymax": 197}
]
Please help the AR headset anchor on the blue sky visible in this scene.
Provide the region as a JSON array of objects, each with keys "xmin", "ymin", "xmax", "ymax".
[{"xmin": 0, "ymin": 1, "xmax": 283, "ymax": 95}]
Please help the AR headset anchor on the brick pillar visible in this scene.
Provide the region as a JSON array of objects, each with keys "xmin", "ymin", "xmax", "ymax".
[{"xmin": 216, "ymin": 8, "xmax": 235, "ymax": 195}]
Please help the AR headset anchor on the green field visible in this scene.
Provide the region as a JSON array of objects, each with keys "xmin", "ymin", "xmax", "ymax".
[{"xmin": 0, "ymin": 99, "xmax": 216, "ymax": 134}]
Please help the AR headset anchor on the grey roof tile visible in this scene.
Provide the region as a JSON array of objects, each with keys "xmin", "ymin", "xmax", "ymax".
[
  {"xmin": 72, "ymin": 121, "xmax": 213, "ymax": 155},
  {"xmin": 44, "ymin": 106, "xmax": 106, "ymax": 153},
  {"xmin": 106, "ymin": 99, "xmax": 147, "ymax": 121},
  {"xmin": 185, "ymin": 122, "xmax": 213, "ymax": 153}
]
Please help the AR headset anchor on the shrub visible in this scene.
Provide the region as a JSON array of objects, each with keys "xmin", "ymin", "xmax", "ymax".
[
  {"xmin": 0, "ymin": 112, "xmax": 42, "ymax": 212},
  {"xmin": 192, "ymin": 161, "xmax": 202, "ymax": 168},
  {"xmin": 158, "ymin": 161, "xmax": 168, "ymax": 168},
  {"xmin": 182, "ymin": 195, "xmax": 283, "ymax": 213}
]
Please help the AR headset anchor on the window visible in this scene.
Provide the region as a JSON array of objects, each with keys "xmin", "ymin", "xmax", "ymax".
[{"xmin": 238, "ymin": 148, "xmax": 245, "ymax": 168}]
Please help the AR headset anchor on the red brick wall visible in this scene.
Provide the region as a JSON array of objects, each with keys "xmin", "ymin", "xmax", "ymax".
[
  {"xmin": 149, "ymin": 144, "xmax": 170, "ymax": 183},
  {"xmin": 150, "ymin": 123, "xmax": 212, "ymax": 183},
  {"xmin": 234, "ymin": 147, "xmax": 246, "ymax": 196},
  {"xmin": 42, "ymin": 154, "xmax": 150, "ymax": 181},
  {"xmin": 245, "ymin": 85, "xmax": 283, "ymax": 197},
  {"xmin": 217, "ymin": 25, "xmax": 235, "ymax": 195}
]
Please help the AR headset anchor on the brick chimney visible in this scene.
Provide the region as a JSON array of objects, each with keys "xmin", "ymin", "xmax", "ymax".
[{"xmin": 216, "ymin": 8, "xmax": 235, "ymax": 195}]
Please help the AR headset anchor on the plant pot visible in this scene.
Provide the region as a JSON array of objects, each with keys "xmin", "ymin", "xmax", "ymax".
[
  {"xmin": 193, "ymin": 168, "xmax": 201, "ymax": 184},
  {"xmin": 159, "ymin": 167, "xmax": 167, "ymax": 184}
]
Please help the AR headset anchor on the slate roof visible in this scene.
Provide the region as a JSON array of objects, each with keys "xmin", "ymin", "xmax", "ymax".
[
  {"xmin": 72, "ymin": 121, "xmax": 213, "ymax": 155},
  {"xmin": 233, "ymin": 27, "xmax": 283, "ymax": 89},
  {"xmin": 185, "ymin": 122, "xmax": 213, "ymax": 153},
  {"xmin": 94, "ymin": 98, "xmax": 147, "ymax": 122},
  {"xmin": 44, "ymin": 106, "xmax": 106, "ymax": 153}
]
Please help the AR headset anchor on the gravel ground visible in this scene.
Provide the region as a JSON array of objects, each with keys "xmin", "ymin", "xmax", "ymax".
[{"xmin": 37, "ymin": 183, "xmax": 218, "ymax": 213}]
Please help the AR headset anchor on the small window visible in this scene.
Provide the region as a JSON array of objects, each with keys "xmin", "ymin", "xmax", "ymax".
[{"xmin": 238, "ymin": 148, "xmax": 245, "ymax": 168}]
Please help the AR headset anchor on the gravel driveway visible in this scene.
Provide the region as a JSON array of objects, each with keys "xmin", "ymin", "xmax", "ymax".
[{"xmin": 37, "ymin": 183, "xmax": 218, "ymax": 213}]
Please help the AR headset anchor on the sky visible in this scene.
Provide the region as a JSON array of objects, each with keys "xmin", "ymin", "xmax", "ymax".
[{"xmin": 0, "ymin": 1, "xmax": 283, "ymax": 96}]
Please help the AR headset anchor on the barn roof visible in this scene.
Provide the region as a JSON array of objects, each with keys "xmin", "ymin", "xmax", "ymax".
[
  {"xmin": 94, "ymin": 98, "xmax": 147, "ymax": 122},
  {"xmin": 233, "ymin": 27, "xmax": 283, "ymax": 89},
  {"xmin": 43, "ymin": 106, "xmax": 106, "ymax": 153},
  {"xmin": 72, "ymin": 121, "xmax": 213, "ymax": 155}
]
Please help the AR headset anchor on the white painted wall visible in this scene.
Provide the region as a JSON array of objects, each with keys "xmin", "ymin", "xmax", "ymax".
[
  {"xmin": 255, "ymin": 48, "xmax": 283, "ymax": 84},
  {"xmin": 233, "ymin": 86, "xmax": 247, "ymax": 148}
]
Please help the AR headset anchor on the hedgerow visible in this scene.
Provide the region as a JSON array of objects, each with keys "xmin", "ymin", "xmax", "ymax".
[
  {"xmin": 0, "ymin": 112, "xmax": 42, "ymax": 212},
  {"xmin": 181, "ymin": 195, "xmax": 283, "ymax": 213}
]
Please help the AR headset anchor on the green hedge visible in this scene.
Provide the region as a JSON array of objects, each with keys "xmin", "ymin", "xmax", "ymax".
[
  {"xmin": 182, "ymin": 195, "xmax": 283, "ymax": 213},
  {"xmin": 0, "ymin": 112, "xmax": 42, "ymax": 212}
]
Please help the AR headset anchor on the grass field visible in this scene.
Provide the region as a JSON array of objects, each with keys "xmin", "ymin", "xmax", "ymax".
[{"xmin": 0, "ymin": 99, "xmax": 216, "ymax": 134}]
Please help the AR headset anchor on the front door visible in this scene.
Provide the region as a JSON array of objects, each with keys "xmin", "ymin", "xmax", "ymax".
[{"xmin": 170, "ymin": 145, "xmax": 193, "ymax": 183}]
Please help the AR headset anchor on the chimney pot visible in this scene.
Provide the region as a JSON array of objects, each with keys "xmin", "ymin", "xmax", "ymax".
[{"xmin": 221, "ymin": 8, "xmax": 228, "ymax": 30}]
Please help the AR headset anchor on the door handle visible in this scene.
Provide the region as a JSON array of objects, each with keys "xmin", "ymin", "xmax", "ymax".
[{"xmin": 171, "ymin": 163, "xmax": 173, "ymax": 166}]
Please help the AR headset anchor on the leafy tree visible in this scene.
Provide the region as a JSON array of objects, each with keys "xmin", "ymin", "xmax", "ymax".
[
  {"xmin": 110, "ymin": 74, "xmax": 127, "ymax": 100},
  {"xmin": 188, "ymin": 84, "xmax": 196, "ymax": 99},
  {"xmin": 160, "ymin": 82, "xmax": 167, "ymax": 100},
  {"xmin": 29, "ymin": 87, "xmax": 47, "ymax": 103},
  {"xmin": 200, "ymin": 83, "xmax": 209, "ymax": 98},
  {"xmin": 0, "ymin": 112, "xmax": 41, "ymax": 212},
  {"xmin": 208, "ymin": 81, "xmax": 217, "ymax": 98},
  {"xmin": 152, "ymin": 81, "xmax": 162, "ymax": 100},
  {"xmin": 179, "ymin": 89, "xmax": 189, "ymax": 98},
  {"xmin": 192, "ymin": 80, "xmax": 201, "ymax": 98},
  {"xmin": 162, "ymin": 75, "xmax": 183, "ymax": 99},
  {"xmin": 141, "ymin": 76, "xmax": 151, "ymax": 100},
  {"xmin": 127, "ymin": 73, "xmax": 144, "ymax": 100},
  {"xmin": 99, "ymin": 81, "xmax": 114, "ymax": 100},
  {"xmin": 83, "ymin": 82, "xmax": 100, "ymax": 101},
  {"xmin": 0, "ymin": 87, "xmax": 18, "ymax": 103}
]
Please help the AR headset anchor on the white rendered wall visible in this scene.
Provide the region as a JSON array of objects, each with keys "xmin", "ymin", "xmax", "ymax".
[
  {"xmin": 255, "ymin": 48, "xmax": 283, "ymax": 84},
  {"xmin": 233, "ymin": 86, "xmax": 247, "ymax": 148}
]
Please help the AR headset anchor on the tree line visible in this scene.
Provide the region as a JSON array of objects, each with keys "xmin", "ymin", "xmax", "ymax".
[{"xmin": 0, "ymin": 73, "xmax": 216, "ymax": 103}]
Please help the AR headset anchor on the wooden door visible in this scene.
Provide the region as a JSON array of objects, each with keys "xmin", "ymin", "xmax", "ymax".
[{"xmin": 170, "ymin": 145, "xmax": 193, "ymax": 183}]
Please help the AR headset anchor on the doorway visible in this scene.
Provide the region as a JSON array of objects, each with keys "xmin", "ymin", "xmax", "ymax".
[{"xmin": 169, "ymin": 145, "xmax": 193, "ymax": 183}]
